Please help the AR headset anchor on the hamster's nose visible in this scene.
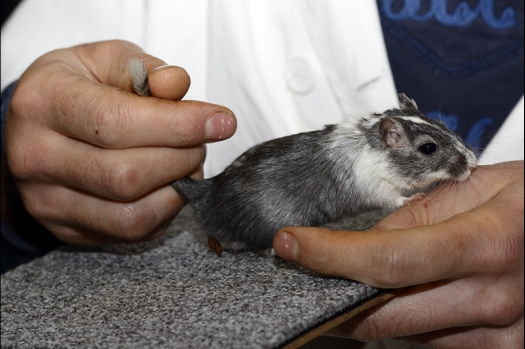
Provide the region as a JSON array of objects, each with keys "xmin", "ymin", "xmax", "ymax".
[{"xmin": 447, "ymin": 153, "xmax": 469, "ymax": 180}]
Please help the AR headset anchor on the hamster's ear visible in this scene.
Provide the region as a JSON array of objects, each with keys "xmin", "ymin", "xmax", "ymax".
[
  {"xmin": 380, "ymin": 117, "xmax": 407, "ymax": 148},
  {"xmin": 398, "ymin": 93, "xmax": 418, "ymax": 111}
]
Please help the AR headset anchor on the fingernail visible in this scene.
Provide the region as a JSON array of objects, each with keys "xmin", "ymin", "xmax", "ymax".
[
  {"xmin": 273, "ymin": 232, "xmax": 298, "ymax": 261},
  {"xmin": 205, "ymin": 112, "xmax": 236, "ymax": 141},
  {"xmin": 150, "ymin": 64, "xmax": 175, "ymax": 73}
]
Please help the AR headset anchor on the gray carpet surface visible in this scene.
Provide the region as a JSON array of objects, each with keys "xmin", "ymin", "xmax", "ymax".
[{"xmin": 1, "ymin": 207, "xmax": 391, "ymax": 349}]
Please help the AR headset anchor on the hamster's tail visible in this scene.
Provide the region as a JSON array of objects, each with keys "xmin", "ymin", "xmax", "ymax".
[
  {"xmin": 171, "ymin": 177, "xmax": 211, "ymax": 202},
  {"xmin": 128, "ymin": 57, "xmax": 150, "ymax": 96}
]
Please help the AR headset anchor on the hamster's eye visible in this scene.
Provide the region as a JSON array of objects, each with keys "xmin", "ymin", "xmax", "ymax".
[{"xmin": 418, "ymin": 142, "xmax": 437, "ymax": 155}]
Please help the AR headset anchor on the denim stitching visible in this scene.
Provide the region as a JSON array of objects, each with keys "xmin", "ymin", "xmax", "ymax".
[{"xmin": 381, "ymin": 18, "xmax": 524, "ymax": 78}]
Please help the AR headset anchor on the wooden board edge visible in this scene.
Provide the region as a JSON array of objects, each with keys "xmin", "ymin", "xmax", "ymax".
[{"xmin": 281, "ymin": 288, "xmax": 406, "ymax": 349}]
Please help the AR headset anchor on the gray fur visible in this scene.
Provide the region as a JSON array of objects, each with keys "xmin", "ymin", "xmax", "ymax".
[
  {"xmin": 128, "ymin": 57, "xmax": 150, "ymax": 96},
  {"xmin": 172, "ymin": 94, "xmax": 477, "ymax": 253}
]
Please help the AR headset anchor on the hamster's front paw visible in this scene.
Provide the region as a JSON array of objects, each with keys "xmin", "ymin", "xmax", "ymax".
[{"xmin": 403, "ymin": 192, "xmax": 425, "ymax": 206}]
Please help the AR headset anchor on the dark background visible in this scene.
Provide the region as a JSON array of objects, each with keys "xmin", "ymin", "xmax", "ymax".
[{"xmin": 1, "ymin": 0, "xmax": 21, "ymax": 27}]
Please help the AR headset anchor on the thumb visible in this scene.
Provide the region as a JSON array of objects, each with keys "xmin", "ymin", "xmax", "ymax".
[
  {"xmin": 77, "ymin": 40, "xmax": 190, "ymax": 100},
  {"xmin": 139, "ymin": 60, "xmax": 191, "ymax": 101}
]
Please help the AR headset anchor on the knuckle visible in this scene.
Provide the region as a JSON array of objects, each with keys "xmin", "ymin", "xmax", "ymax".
[
  {"xmin": 105, "ymin": 158, "xmax": 141, "ymax": 200},
  {"xmin": 45, "ymin": 226, "xmax": 79, "ymax": 245},
  {"xmin": 298, "ymin": 229, "xmax": 338, "ymax": 274},
  {"xmin": 478, "ymin": 288, "xmax": 523, "ymax": 326},
  {"xmin": 402, "ymin": 203, "xmax": 431, "ymax": 227},
  {"xmin": 20, "ymin": 193, "xmax": 44, "ymax": 219},
  {"xmin": 505, "ymin": 320, "xmax": 525, "ymax": 349},
  {"xmin": 374, "ymin": 204, "xmax": 426, "ymax": 231},
  {"xmin": 352, "ymin": 318, "xmax": 387, "ymax": 342},
  {"xmin": 6, "ymin": 145, "xmax": 29, "ymax": 180},
  {"xmin": 168, "ymin": 103, "xmax": 204, "ymax": 144},
  {"xmin": 397, "ymin": 206, "xmax": 421, "ymax": 227},
  {"xmin": 9, "ymin": 84, "xmax": 34, "ymax": 117},
  {"xmin": 19, "ymin": 189, "xmax": 56, "ymax": 222},
  {"xmin": 6, "ymin": 138, "xmax": 44, "ymax": 181},
  {"xmin": 91, "ymin": 104, "xmax": 119, "ymax": 147},
  {"xmin": 500, "ymin": 224, "xmax": 524, "ymax": 267},
  {"xmin": 90, "ymin": 94, "xmax": 130, "ymax": 148},
  {"xmin": 468, "ymin": 217, "xmax": 523, "ymax": 274},
  {"xmin": 113, "ymin": 204, "xmax": 152, "ymax": 240},
  {"xmin": 6, "ymin": 104, "xmax": 50, "ymax": 181},
  {"xmin": 371, "ymin": 241, "xmax": 410, "ymax": 287}
]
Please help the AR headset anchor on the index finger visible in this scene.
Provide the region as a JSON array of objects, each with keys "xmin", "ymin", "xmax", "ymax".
[
  {"xmin": 38, "ymin": 40, "xmax": 237, "ymax": 148},
  {"xmin": 371, "ymin": 163, "xmax": 519, "ymax": 231},
  {"xmin": 52, "ymin": 81, "xmax": 237, "ymax": 149}
]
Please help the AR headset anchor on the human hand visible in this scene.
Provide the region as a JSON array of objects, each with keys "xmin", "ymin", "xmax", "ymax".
[
  {"xmin": 273, "ymin": 161, "xmax": 524, "ymax": 348},
  {"xmin": 5, "ymin": 40, "xmax": 236, "ymax": 245}
]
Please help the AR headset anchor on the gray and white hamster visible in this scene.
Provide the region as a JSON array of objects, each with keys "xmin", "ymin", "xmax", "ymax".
[{"xmin": 130, "ymin": 59, "xmax": 477, "ymax": 254}]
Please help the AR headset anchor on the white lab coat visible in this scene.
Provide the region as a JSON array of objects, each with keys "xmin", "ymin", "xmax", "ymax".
[{"xmin": 1, "ymin": 0, "xmax": 523, "ymax": 176}]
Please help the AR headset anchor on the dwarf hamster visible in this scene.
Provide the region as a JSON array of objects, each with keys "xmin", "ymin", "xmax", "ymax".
[{"xmin": 129, "ymin": 59, "xmax": 477, "ymax": 254}]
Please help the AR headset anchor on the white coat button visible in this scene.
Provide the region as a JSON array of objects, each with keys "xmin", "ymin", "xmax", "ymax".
[{"xmin": 285, "ymin": 57, "xmax": 316, "ymax": 94}]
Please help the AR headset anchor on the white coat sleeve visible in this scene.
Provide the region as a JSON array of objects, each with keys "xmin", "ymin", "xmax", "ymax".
[{"xmin": 478, "ymin": 96, "xmax": 525, "ymax": 165}]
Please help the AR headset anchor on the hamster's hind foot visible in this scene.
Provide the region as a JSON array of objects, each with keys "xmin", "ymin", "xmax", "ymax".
[{"xmin": 207, "ymin": 236, "xmax": 223, "ymax": 257}]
